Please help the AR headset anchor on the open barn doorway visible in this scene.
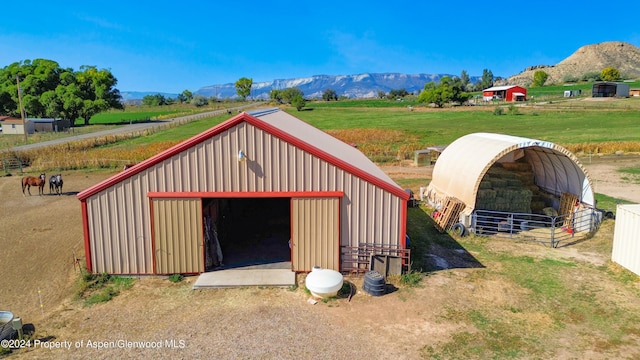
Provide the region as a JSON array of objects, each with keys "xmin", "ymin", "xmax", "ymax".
[{"xmin": 202, "ymin": 197, "xmax": 291, "ymax": 271}]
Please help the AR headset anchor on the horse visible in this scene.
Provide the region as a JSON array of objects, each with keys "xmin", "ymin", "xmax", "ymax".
[
  {"xmin": 49, "ymin": 174, "xmax": 63, "ymax": 195},
  {"xmin": 22, "ymin": 173, "xmax": 46, "ymax": 196}
]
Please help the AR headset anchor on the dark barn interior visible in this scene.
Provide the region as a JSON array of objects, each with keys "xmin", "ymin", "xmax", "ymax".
[{"xmin": 203, "ymin": 197, "xmax": 291, "ymax": 270}]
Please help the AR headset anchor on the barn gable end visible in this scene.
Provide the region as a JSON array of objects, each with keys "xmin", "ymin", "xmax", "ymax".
[{"xmin": 78, "ymin": 109, "xmax": 409, "ymax": 275}]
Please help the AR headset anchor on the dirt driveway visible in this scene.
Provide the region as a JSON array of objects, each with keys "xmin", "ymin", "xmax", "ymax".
[{"xmin": 2, "ymin": 155, "xmax": 640, "ymax": 359}]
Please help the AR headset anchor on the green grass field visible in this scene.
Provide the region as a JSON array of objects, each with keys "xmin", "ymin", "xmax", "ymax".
[{"xmin": 288, "ymin": 98, "xmax": 640, "ymax": 147}]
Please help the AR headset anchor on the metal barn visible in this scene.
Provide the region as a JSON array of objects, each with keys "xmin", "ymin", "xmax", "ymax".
[
  {"xmin": 592, "ymin": 82, "xmax": 630, "ymax": 98},
  {"xmin": 29, "ymin": 118, "xmax": 71, "ymax": 133},
  {"xmin": 482, "ymin": 85, "xmax": 527, "ymax": 102},
  {"xmin": 77, "ymin": 108, "xmax": 410, "ymax": 276}
]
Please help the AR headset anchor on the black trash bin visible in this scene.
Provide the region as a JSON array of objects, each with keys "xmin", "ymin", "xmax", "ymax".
[{"xmin": 363, "ymin": 270, "xmax": 386, "ymax": 296}]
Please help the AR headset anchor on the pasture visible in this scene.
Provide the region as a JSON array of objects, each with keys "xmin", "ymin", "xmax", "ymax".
[{"xmin": 5, "ymin": 95, "xmax": 640, "ymax": 174}]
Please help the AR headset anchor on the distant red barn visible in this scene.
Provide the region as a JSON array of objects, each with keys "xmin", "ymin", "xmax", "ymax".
[{"xmin": 483, "ymin": 85, "xmax": 527, "ymax": 102}]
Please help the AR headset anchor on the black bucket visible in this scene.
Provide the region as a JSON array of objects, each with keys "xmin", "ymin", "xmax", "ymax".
[{"xmin": 363, "ymin": 270, "xmax": 386, "ymax": 296}]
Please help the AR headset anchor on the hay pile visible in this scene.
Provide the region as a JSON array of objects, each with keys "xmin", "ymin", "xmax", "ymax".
[
  {"xmin": 477, "ymin": 162, "xmax": 535, "ymax": 213},
  {"xmin": 477, "ymin": 161, "xmax": 563, "ymax": 214}
]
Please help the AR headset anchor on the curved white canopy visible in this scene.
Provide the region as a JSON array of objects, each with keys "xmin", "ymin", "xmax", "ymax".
[{"xmin": 425, "ymin": 133, "xmax": 594, "ymax": 215}]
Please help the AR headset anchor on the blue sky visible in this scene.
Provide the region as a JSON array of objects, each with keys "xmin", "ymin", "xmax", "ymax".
[{"xmin": 2, "ymin": 1, "xmax": 638, "ymax": 94}]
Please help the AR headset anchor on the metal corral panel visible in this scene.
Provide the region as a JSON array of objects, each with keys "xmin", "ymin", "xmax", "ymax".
[
  {"xmin": 83, "ymin": 121, "xmax": 404, "ymax": 274},
  {"xmin": 152, "ymin": 198, "xmax": 203, "ymax": 274},
  {"xmin": 291, "ymin": 197, "xmax": 339, "ymax": 271},
  {"xmin": 612, "ymin": 204, "xmax": 640, "ymax": 276}
]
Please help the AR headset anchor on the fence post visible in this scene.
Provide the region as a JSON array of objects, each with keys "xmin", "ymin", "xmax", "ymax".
[{"xmin": 550, "ymin": 216, "xmax": 557, "ymax": 247}]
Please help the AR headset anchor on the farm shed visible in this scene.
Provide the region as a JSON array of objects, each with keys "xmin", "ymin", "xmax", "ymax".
[
  {"xmin": 0, "ymin": 118, "xmax": 34, "ymax": 135},
  {"xmin": 77, "ymin": 108, "xmax": 410, "ymax": 276},
  {"xmin": 592, "ymin": 82, "xmax": 630, "ymax": 98},
  {"xmin": 29, "ymin": 118, "xmax": 71, "ymax": 132},
  {"xmin": 413, "ymin": 145, "xmax": 446, "ymax": 166},
  {"xmin": 424, "ymin": 133, "xmax": 598, "ymax": 243},
  {"xmin": 612, "ymin": 204, "xmax": 640, "ymax": 276},
  {"xmin": 482, "ymin": 85, "xmax": 527, "ymax": 102}
]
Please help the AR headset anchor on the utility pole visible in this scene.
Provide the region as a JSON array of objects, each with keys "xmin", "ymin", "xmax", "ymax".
[{"xmin": 16, "ymin": 75, "xmax": 27, "ymax": 144}]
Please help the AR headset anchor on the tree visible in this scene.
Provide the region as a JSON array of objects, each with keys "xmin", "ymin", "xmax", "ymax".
[
  {"xmin": 460, "ymin": 70, "xmax": 470, "ymax": 91},
  {"xmin": 75, "ymin": 65, "xmax": 123, "ymax": 126},
  {"xmin": 322, "ymin": 89, "xmax": 338, "ymax": 101},
  {"xmin": 291, "ymin": 94, "xmax": 306, "ymax": 111},
  {"xmin": 581, "ymin": 71, "xmax": 601, "ymax": 82},
  {"xmin": 532, "ymin": 70, "xmax": 549, "ymax": 87},
  {"xmin": 0, "ymin": 60, "xmax": 122, "ymax": 126},
  {"xmin": 191, "ymin": 95, "xmax": 208, "ymax": 107},
  {"xmin": 377, "ymin": 90, "xmax": 386, "ymax": 99},
  {"xmin": 142, "ymin": 94, "xmax": 167, "ymax": 106},
  {"xmin": 601, "ymin": 67, "xmax": 621, "ymax": 82},
  {"xmin": 269, "ymin": 89, "xmax": 284, "ymax": 103},
  {"xmin": 235, "ymin": 77, "xmax": 253, "ymax": 100},
  {"xmin": 281, "ymin": 88, "xmax": 304, "ymax": 104},
  {"xmin": 480, "ymin": 69, "xmax": 494, "ymax": 89},
  {"xmin": 418, "ymin": 76, "xmax": 469, "ymax": 108},
  {"xmin": 387, "ymin": 88, "xmax": 409, "ymax": 99},
  {"xmin": 177, "ymin": 89, "xmax": 193, "ymax": 103}
]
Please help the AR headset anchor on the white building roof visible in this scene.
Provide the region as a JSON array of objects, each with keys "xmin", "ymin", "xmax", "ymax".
[{"xmin": 425, "ymin": 132, "xmax": 594, "ymax": 215}]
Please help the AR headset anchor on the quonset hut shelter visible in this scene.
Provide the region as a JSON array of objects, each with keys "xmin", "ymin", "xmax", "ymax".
[
  {"xmin": 424, "ymin": 133, "xmax": 599, "ymax": 245},
  {"xmin": 77, "ymin": 109, "xmax": 410, "ymax": 276}
]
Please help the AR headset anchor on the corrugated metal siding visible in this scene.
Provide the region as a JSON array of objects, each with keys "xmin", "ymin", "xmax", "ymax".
[
  {"xmin": 153, "ymin": 198, "xmax": 203, "ymax": 274},
  {"xmin": 85, "ymin": 122, "xmax": 404, "ymax": 274},
  {"xmin": 612, "ymin": 204, "xmax": 640, "ymax": 276},
  {"xmin": 292, "ymin": 197, "xmax": 339, "ymax": 271},
  {"xmin": 86, "ymin": 176, "xmax": 153, "ymax": 274}
]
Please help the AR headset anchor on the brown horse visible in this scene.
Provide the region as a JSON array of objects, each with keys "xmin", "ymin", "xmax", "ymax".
[{"xmin": 22, "ymin": 173, "xmax": 46, "ymax": 196}]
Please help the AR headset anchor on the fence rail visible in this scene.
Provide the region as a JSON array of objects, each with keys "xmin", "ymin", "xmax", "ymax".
[
  {"xmin": 471, "ymin": 208, "xmax": 600, "ymax": 247},
  {"xmin": 341, "ymin": 244, "xmax": 410, "ymax": 274}
]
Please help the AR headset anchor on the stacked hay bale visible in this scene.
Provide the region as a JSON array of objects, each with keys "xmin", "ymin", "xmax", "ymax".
[{"xmin": 476, "ymin": 161, "xmax": 536, "ymax": 213}]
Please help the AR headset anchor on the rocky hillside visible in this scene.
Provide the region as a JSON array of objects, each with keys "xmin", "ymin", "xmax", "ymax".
[{"xmin": 505, "ymin": 41, "xmax": 640, "ymax": 86}]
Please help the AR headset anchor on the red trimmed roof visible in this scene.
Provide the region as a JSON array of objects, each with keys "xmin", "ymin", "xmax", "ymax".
[{"xmin": 77, "ymin": 109, "xmax": 409, "ymax": 201}]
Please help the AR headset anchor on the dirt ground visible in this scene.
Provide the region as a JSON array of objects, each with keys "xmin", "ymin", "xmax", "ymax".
[{"xmin": 2, "ymin": 155, "xmax": 640, "ymax": 359}]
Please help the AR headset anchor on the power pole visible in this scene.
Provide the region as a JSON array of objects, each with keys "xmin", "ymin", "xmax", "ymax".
[{"xmin": 16, "ymin": 76, "xmax": 27, "ymax": 144}]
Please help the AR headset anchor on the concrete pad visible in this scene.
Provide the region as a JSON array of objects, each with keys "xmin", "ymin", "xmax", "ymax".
[{"xmin": 193, "ymin": 268, "xmax": 296, "ymax": 289}]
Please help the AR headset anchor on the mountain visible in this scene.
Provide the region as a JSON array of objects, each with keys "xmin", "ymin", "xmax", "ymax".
[
  {"xmin": 504, "ymin": 41, "xmax": 640, "ymax": 86},
  {"xmin": 195, "ymin": 73, "xmax": 481, "ymax": 100}
]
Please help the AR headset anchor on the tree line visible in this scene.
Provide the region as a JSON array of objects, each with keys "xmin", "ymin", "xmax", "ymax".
[{"xmin": 0, "ymin": 59, "xmax": 123, "ymax": 126}]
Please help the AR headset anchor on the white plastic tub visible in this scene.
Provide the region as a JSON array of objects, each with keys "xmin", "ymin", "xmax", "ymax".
[{"xmin": 305, "ymin": 268, "xmax": 343, "ymax": 298}]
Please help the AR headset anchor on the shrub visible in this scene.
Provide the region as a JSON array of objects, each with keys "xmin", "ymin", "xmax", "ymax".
[
  {"xmin": 400, "ymin": 270, "xmax": 423, "ymax": 287},
  {"xmin": 581, "ymin": 71, "xmax": 601, "ymax": 82},
  {"xmin": 563, "ymin": 74, "xmax": 579, "ymax": 83},
  {"xmin": 508, "ymin": 104, "xmax": 519, "ymax": 115},
  {"xmin": 169, "ymin": 274, "xmax": 184, "ymax": 283},
  {"xmin": 493, "ymin": 107, "xmax": 504, "ymax": 116}
]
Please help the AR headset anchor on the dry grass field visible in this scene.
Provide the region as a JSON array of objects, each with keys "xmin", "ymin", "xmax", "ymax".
[{"xmin": 1, "ymin": 155, "xmax": 640, "ymax": 359}]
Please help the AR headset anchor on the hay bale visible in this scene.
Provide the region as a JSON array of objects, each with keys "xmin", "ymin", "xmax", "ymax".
[
  {"xmin": 490, "ymin": 178, "xmax": 508, "ymax": 188},
  {"xmin": 501, "ymin": 162, "xmax": 533, "ymax": 171},
  {"xmin": 506, "ymin": 179, "xmax": 522, "ymax": 187},
  {"xmin": 479, "ymin": 180, "xmax": 492, "ymax": 189},
  {"xmin": 477, "ymin": 189, "xmax": 497, "ymax": 200}
]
